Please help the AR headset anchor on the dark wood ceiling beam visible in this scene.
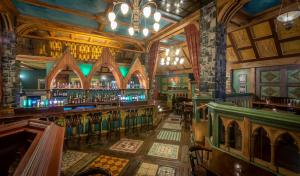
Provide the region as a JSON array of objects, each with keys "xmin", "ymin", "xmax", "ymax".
[
  {"xmin": 246, "ymin": 27, "xmax": 259, "ymax": 59},
  {"xmin": 228, "ymin": 33, "xmax": 242, "ymax": 61},
  {"xmin": 269, "ymin": 19, "xmax": 283, "ymax": 57}
]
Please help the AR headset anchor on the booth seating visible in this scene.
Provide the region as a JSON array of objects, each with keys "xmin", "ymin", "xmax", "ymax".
[{"xmin": 106, "ymin": 110, "xmax": 120, "ymax": 138}]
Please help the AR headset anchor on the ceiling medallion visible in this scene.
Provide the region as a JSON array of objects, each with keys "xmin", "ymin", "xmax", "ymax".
[
  {"xmin": 276, "ymin": 0, "xmax": 300, "ymax": 30},
  {"xmin": 160, "ymin": 47, "xmax": 184, "ymax": 66},
  {"xmin": 108, "ymin": 0, "xmax": 162, "ymax": 37}
]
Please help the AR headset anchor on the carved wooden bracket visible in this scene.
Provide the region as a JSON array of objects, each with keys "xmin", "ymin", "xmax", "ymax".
[{"xmin": 124, "ymin": 58, "xmax": 149, "ymax": 89}]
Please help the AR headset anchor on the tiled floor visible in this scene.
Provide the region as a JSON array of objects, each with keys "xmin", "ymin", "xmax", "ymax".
[
  {"xmin": 88, "ymin": 155, "xmax": 129, "ymax": 176},
  {"xmin": 148, "ymin": 142, "xmax": 179, "ymax": 160},
  {"xmin": 162, "ymin": 122, "xmax": 182, "ymax": 131},
  {"xmin": 157, "ymin": 166, "xmax": 176, "ymax": 176},
  {"xmin": 136, "ymin": 162, "xmax": 159, "ymax": 176},
  {"xmin": 61, "ymin": 150, "xmax": 87, "ymax": 171},
  {"xmin": 157, "ymin": 130, "xmax": 181, "ymax": 142},
  {"xmin": 109, "ymin": 138, "xmax": 144, "ymax": 153}
]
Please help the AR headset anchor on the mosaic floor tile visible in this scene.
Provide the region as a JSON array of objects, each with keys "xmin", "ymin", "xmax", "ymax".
[
  {"xmin": 110, "ymin": 138, "xmax": 144, "ymax": 153},
  {"xmin": 166, "ymin": 117, "xmax": 181, "ymax": 123},
  {"xmin": 136, "ymin": 162, "xmax": 158, "ymax": 176},
  {"xmin": 88, "ymin": 155, "xmax": 129, "ymax": 176},
  {"xmin": 157, "ymin": 130, "xmax": 181, "ymax": 142},
  {"xmin": 162, "ymin": 122, "xmax": 181, "ymax": 131},
  {"xmin": 148, "ymin": 142, "xmax": 179, "ymax": 160},
  {"xmin": 157, "ymin": 166, "xmax": 176, "ymax": 176},
  {"xmin": 61, "ymin": 150, "xmax": 88, "ymax": 171}
]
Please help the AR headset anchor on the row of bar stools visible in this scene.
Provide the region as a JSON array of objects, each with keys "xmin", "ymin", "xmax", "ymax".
[
  {"xmin": 65, "ymin": 114, "xmax": 83, "ymax": 141},
  {"xmin": 139, "ymin": 108, "xmax": 153, "ymax": 131},
  {"xmin": 125, "ymin": 109, "xmax": 139, "ymax": 135},
  {"xmin": 86, "ymin": 112, "xmax": 102, "ymax": 144},
  {"xmin": 107, "ymin": 110, "xmax": 120, "ymax": 138}
]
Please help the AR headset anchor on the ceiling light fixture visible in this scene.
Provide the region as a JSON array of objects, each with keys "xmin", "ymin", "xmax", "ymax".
[
  {"xmin": 160, "ymin": 47, "xmax": 184, "ymax": 66},
  {"xmin": 108, "ymin": 0, "xmax": 162, "ymax": 37},
  {"xmin": 276, "ymin": 0, "xmax": 300, "ymax": 30}
]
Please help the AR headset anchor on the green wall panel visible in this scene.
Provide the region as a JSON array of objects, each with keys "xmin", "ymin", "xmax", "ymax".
[
  {"xmin": 261, "ymin": 86, "xmax": 280, "ymax": 97},
  {"xmin": 261, "ymin": 71, "xmax": 280, "ymax": 83},
  {"xmin": 288, "ymin": 69, "xmax": 300, "ymax": 83},
  {"xmin": 288, "ymin": 87, "xmax": 300, "ymax": 99},
  {"xmin": 20, "ymin": 69, "xmax": 46, "ymax": 89},
  {"xmin": 233, "ymin": 69, "xmax": 250, "ymax": 93}
]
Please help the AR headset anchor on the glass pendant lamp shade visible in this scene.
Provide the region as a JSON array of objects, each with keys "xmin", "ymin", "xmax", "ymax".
[
  {"xmin": 108, "ymin": 12, "xmax": 116, "ymax": 22},
  {"xmin": 143, "ymin": 6, "xmax": 151, "ymax": 18},
  {"xmin": 277, "ymin": 11, "xmax": 300, "ymax": 23},
  {"xmin": 121, "ymin": 3, "xmax": 129, "ymax": 15},
  {"xmin": 128, "ymin": 27, "xmax": 134, "ymax": 36},
  {"xmin": 111, "ymin": 21, "xmax": 117, "ymax": 30},
  {"xmin": 153, "ymin": 23, "xmax": 160, "ymax": 32},
  {"xmin": 154, "ymin": 11, "xmax": 161, "ymax": 22},
  {"xmin": 143, "ymin": 28, "xmax": 149, "ymax": 36}
]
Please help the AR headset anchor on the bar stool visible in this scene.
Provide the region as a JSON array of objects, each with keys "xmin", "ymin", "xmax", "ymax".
[
  {"xmin": 140, "ymin": 108, "xmax": 148, "ymax": 131},
  {"xmin": 146, "ymin": 108, "xmax": 153, "ymax": 130},
  {"xmin": 107, "ymin": 110, "xmax": 120, "ymax": 138},
  {"xmin": 65, "ymin": 116, "xmax": 73, "ymax": 141}
]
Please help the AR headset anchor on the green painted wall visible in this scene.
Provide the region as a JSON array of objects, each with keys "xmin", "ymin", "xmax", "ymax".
[
  {"xmin": 20, "ymin": 69, "xmax": 46, "ymax": 89},
  {"xmin": 232, "ymin": 69, "xmax": 250, "ymax": 93},
  {"xmin": 156, "ymin": 74, "xmax": 190, "ymax": 93}
]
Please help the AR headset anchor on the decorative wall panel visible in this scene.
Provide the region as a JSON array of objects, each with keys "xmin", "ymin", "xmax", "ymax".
[
  {"xmin": 281, "ymin": 40, "xmax": 300, "ymax": 55},
  {"xmin": 277, "ymin": 18, "xmax": 300, "ymax": 40},
  {"xmin": 251, "ymin": 22, "xmax": 272, "ymax": 39},
  {"xmin": 240, "ymin": 49, "xmax": 256, "ymax": 60},
  {"xmin": 288, "ymin": 69, "xmax": 300, "ymax": 83},
  {"xmin": 232, "ymin": 29, "xmax": 251, "ymax": 48},
  {"xmin": 255, "ymin": 38, "xmax": 278, "ymax": 58},
  {"xmin": 261, "ymin": 71, "xmax": 280, "ymax": 83},
  {"xmin": 288, "ymin": 87, "xmax": 300, "ymax": 99},
  {"xmin": 227, "ymin": 47, "xmax": 238, "ymax": 62},
  {"xmin": 261, "ymin": 86, "xmax": 280, "ymax": 97}
]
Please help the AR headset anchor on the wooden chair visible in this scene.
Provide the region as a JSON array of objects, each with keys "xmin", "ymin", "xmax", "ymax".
[{"xmin": 189, "ymin": 145, "xmax": 213, "ymax": 176}]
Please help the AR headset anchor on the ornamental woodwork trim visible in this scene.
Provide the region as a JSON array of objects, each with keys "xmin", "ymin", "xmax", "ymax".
[{"xmin": 124, "ymin": 58, "xmax": 149, "ymax": 89}]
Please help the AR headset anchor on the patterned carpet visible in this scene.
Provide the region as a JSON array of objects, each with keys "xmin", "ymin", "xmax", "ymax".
[
  {"xmin": 166, "ymin": 117, "xmax": 181, "ymax": 123},
  {"xmin": 88, "ymin": 155, "xmax": 129, "ymax": 176},
  {"xmin": 162, "ymin": 123, "xmax": 182, "ymax": 131},
  {"xmin": 61, "ymin": 150, "xmax": 88, "ymax": 171},
  {"xmin": 110, "ymin": 138, "xmax": 144, "ymax": 153},
  {"xmin": 157, "ymin": 166, "xmax": 176, "ymax": 176},
  {"xmin": 157, "ymin": 130, "xmax": 181, "ymax": 142},
  {"xmin": 136, "ymin": 162, "xmax": 158, "ymax": 176},
  {"xmin": 148, "ymin": 142, "xmax": 179, "ymax": 160}
]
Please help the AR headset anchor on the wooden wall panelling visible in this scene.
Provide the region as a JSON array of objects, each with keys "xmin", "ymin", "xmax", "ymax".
[
  {"xmin": 280, "ymin": 40, "xmax": 300, "ymax": 55},
  {"xmin": 255, "ymin": 38, "xmax": 278, "ymax": 58},
  {"xmin": 228, "ymin": 33, "xmax": 242, "ymax": 61},
  {"xmin": 251, "ymin": 21, "xmax": 272, "ymax": 39}
]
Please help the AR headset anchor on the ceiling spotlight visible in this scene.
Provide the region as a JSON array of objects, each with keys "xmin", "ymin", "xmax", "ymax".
[
  {"xmin": 154, "ymin": 11, "xmax": 161, "ymax": 22},
  {"xmin": 143, "ymin": 6, "xmax": 151, "ymax": 18},
  {"xmin": 111, "ymin": 21, "xmax": 117, "ymax": 30},
  {"xmin": 143, "ymin": 28, "xmax": 149, "ymax": 36},
  {"xmin": 128, "ymin": 27, "xmax": 134, "ymax": 36},
  {"xmin": 121, "ymin": 3, "xmax": 129, "ymax": 15},
  {"xmin": 108, "ymin": 12, "xmax": 116, "ymax": 22},
  {"xmin": 153, "ymin": 23, "xmax": 160, "ymax": 32}
]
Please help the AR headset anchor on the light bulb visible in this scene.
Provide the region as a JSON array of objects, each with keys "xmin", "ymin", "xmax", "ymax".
[
  {"xmin": 175, "ymin": 57, "xmax": 179, "ymax": 61},
  {"xmin": 121, "ymin": 3, "xmax": 129, "ymax": 15},
  {"xmin": 128, "ymin": 27, "xmax": 134, "ymax": 36},
  {"xmin": 166, "ymin": 48, "xmax": 170, "ymax": 56},
  {"xmin": 180, "ymin": 58, "xmax": 184, "ymax": 64},
  {"xmin": 175, "ymin": 48, "xmax": 180, "ymax": 55},
  {"xmin": 166, "ymin": 57, "xmax": 170, "ymax": 61},
  {"xmin": 161, "ymin": 58, "xmax": 165, "ymax": 62},
  {"xmin": 143, "ymin": 6, "xmax": 151, "ymax": 18},
  {"xmin": 174, "ymin": 61, "xmax": 177, "ymax": 65},
  {"xmin": 108, "ymin": 12, "xmax": 116, "ymax": 22},
  {"xmin": 111, "ymin": 21, "xmax": 117, "ymax": 30},
  {"xmin": 166, "ymin": 61, "xmax": 170, "ymax": 65},
  {"xmin": 143, "ymin": 28, "xmax": 149, "ymax": 36},
  {"xmin": 153, "ymin": 23, "xmax": 160, "ymax": 32},
  {"xmin": 154, "ymin": 11, "xmax": 161, "ymax": 22}
]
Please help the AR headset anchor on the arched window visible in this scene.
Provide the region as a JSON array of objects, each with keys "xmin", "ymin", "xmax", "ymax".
[
  {"xmin": 228, "ymin": 121, "xmax": 242, "ymax": 150},
  {"xmin": 275, "ymin": 133, "xmax": 300, "ymax": 173},
  {"xmin": 220, "ymin": 119, "xmax": 225, "ymax": 145},
  {"xmin": 253, "ymin": 128, "xmax": 271, "ymax": 162}
]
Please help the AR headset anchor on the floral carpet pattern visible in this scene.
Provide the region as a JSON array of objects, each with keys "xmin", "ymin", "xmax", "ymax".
[
  {"xmin": 109, "ymin": 138, "xmax": 144, "ymax": 153},
  {"xmin": 88, "ymin": 155, "xmax": 129, "ymax": 176},
  {"xmin": 135, "ymin": 162, "xmax": 159, "ymax": 176},
  {"xmin": 157, "ymin": 130, "xmax": 181, "ymax": 142},
  {"xmin": 162, "ymin": 122, "xmax": 182, "ymax": 131},
  {"xmin": 157, "ymin": 166, "xmax": 176, "ymax": 176},
  {"xmin": 148, "ymin": 142, "xmax": 179, "ymax": 160},
  {"xmin": 61, "ymin": 150, "xmax": 88, "ymax": 171}
]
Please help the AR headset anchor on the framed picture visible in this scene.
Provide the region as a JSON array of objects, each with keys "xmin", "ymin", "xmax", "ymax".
[
  {"xmin": 238, "ymin": 74, "xmax": 247, "ymax": 93},
  {"xmin": 38, "ymin": 79, "xmax": 46, "ymax": 90}
]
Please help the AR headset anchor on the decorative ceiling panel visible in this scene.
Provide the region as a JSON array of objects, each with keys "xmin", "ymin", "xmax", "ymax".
[
  {"xmin": 240, "ymin": 48, "xmax": 256, "ymax": 60},
  {"xmin": 226, "ymin": 47, "xmax": 238, "ymax": 62},
  {"xmin": 255, "ymin": 38, "xmax": 278, "ymax": 58},
  {"xmin": 251, "ymin": 21, "xmax": 272, "ymax": 39},
  {"xmin": 227, "ymin": 35, "xmax": 231, "ymax": 46},
  {"xmin": 232, "ymin": 29, "xmax": 251, "ymax": 49},
  {"xmin": 281, "ymin": 40, "xmax": 300, "ymax": 55},
  {"xmin": 277, "ymin": 18, "xmax": 300, "ymax": 40}
]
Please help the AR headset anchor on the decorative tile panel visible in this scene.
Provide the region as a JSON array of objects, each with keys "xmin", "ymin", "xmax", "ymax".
[
  {"xmin": 136, "ymin": 163, "xmax": 158, "ymax": 176},
  {"xmin": 261, "ymin": 86, "xmax": 280, "ymax": 97},
  {"xmin": 148, "ymin": 143, "xmax": 179, "ymax": 160},
  {"xmin": 226, "ymin": 47, "xmax": 238, "ymax": 62},
  {"xmin": 288, "ymin": 87, "xmax": 300, "ymax": 99},
  {"xmin": 157, "ymin": 130, "xmax": 181, "ymax": 142},
  {"xmin": 240, "ymin": 48, "xmax": 256, "ymax": 60},
  {"xmin": 261, "ymin": 71, "xmax": 280, "ymax": 83},
  {"xmin": 232, "ymin": 29, "xmax": 251, "ymax": 49},
  {"xmin": 288, "ymin": 69, "xmax": 300, "ymax": 83},
  {"xmin": 255, "ymin": 38, "xmax": 278, "ymax": 58},
  {"xmin": 251, "ymin": 21, "xmax": 272, "ymax": 39},
  {"xmin": 157, "ymin": 166, "xmax": 176, "ymax": 176},
  {"xmin": 281, "ymin": 40, "xmax": 300, "ymax": 55},
  {"xmin": 109, "ymin": 138, "xmax": 143, "ymax": 153}
]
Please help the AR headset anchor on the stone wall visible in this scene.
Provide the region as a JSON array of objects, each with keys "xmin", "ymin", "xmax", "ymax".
[
  {"xmin": 199, "ymin": 1, "xmax": 227, "ymax": 100},
  {"xmin": 1, "ymin": 31, "xmax": 20, "ymax": 107}
]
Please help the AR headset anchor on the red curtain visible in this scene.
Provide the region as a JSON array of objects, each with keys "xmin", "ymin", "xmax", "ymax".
[
  {"xmin": 184, "ymin": 24, "xmax": 200, "ymax": 84},
  {"xmin": 149, "ymin": 41, "xmax": 160, "ymax": 99}
]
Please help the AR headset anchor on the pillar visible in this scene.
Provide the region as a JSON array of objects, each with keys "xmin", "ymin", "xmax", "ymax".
[{"xmin": 199, "ymin": 1, "xmax": 227, "ymax": 101}]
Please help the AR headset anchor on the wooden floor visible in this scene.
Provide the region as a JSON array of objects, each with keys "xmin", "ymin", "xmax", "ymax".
[{"xmin": 63, "ymin": 113, "xmax": 191, "ymax": 176}]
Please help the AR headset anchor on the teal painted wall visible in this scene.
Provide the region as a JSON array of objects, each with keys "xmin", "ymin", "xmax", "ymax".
[
  {"xmin": 156, "ymin": 74, "xmax": 190, "ymax": 93},
  {"xmin": 232, "ymin": 69, "xmax": 250, "ymax": 93},
  {"xmin": 20, "ymin": 69, "xmax": 46, "ymax": 89}
]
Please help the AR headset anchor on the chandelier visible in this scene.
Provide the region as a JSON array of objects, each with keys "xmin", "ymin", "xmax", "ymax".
[
  {"xmin": 107, "ymin": 0, "xmax": 162, "ymax": 37},
  {"xmin": 276, "ymin": 0, "xmax": 300, "ymax": 30},
  {"xmin": 160, "ymin": 47, "xmax": 184, "ymax": 66}
]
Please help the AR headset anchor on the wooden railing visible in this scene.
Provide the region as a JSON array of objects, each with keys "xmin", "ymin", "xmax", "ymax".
[
  {"xmin": 225, "ymin": 93, "xmax": 254, "ymax": 108},
  {"xmin": 0, "ymin": 120, "xmax": 64, "ymax": 176}
]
